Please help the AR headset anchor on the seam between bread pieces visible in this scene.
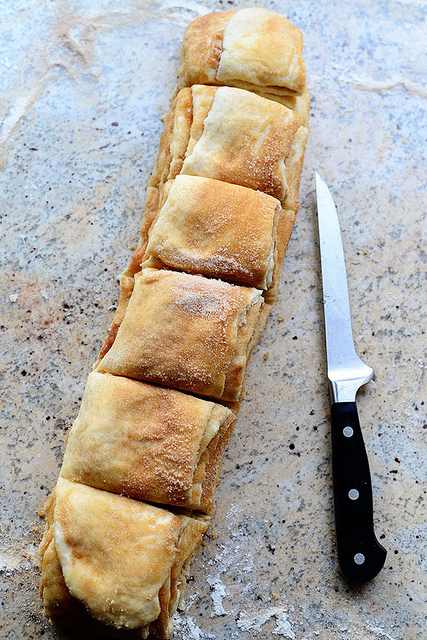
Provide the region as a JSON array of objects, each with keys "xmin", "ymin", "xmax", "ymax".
[{"xmin": 97, "ymin": 90, "xmax": 307, "ymax": 369}]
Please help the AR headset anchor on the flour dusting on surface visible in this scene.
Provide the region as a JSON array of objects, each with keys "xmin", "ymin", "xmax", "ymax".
[
  {"xmin": 179, "ymin": 591, "xmax": 198, "ymax": 612},
  {"xmin": 173, "ymin": 614, "xmax": 216, "ymax": 639},
  {"xmin": 237, "ymin": 607, "xmax": 295, "ymax": 637},
  {"xmin": 365, "ymin": 623, "xmax": 398, "ymax": 640},
  {"xmin": 159, "ymin": 0, "xmax": 208, "ymax": 17},
  {"xmin": 350, "ymin": 76, "xmax": 427, "ymax": 98},
  {"xmin": 273, "ymin": 610, "xmax": 296, "ymax": 638},
  {"xmin": 207, "ymin": 574, "xmax": 228, "ymax": 616}
]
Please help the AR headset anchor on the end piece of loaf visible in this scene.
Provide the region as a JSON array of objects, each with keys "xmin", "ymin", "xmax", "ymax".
[
  {"xmin": 180, "ymin": 8, "xmax": 306, "ymax": 97},
  {"xmin": 40, "ymin": 479, "xmax": 208, "ymax": 638}
]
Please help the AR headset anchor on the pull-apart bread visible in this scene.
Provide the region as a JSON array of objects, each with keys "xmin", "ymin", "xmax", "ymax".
[
  {"xmin": 61, "ymin": 372, "xmax": 234, "ymax": 512},
  {"xmin": 40, "ymin": 479, "xmax": 207, "ymax": 638},
  {"xmin": 123, "ymin": 85, "xmax": 307, "ymax": 307},
  {"xmin": 181, "ymin": 8, "xmax": 305, "ymax": 98},
  {"xmin": 97, "ymin": 268, "xmax": 264, "ymax": 402},
  {"xmin": 39, "ymin": 8, "xmax": 308, "ymax": 639},
  {"xmin": 145, "ymin": 85, "xmax": 307, "ymax": 216},
  {"xmin": 141, "ymin": 176, "xmax": 294, "ymax": 301}
]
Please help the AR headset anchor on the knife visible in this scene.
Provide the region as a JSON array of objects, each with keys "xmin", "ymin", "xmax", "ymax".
[{"xmin": 315, "ymin": 173, "xmax": 387, "ymax": 583}]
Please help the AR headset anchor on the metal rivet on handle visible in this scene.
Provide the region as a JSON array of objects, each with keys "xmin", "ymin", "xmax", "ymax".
[
  {"xmin": 343, "ymin": 426, "xmax": 353, "ymax": 438},
  {"xmin": 348, "ymin": 489, "xmax": 359, "ymax": 500},
  {"xmin": 354, "ymin": 552, "xmax": 365, "ymax": 565}
]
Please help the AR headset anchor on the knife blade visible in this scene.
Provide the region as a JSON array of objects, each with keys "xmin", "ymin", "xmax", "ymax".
[{"xmin": 315, "ymin": 172, "xmax": 387, "ymax": 583}]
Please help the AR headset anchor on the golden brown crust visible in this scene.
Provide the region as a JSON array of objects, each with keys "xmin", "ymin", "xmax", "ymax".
[
  {"xmin": 39, "ymin": 480, "xmax": 208, "ymax": 637},
  {"xmin": 60, "ymin": 372, "xmax": 235, "ymax": 512},
  {"xmin": 136, "ymin": 88, "xmax": 195, "ymax": 265},
  {"xmin": 185, "ymin": 85, "xmax": 217, "ymax": 157},
  {"xmin": 284, "ymin": 125, "xmax": 309, "ymax": 212},
  {"xmin": 143, "ymin": 86, "xmax": 306, "ymax": 216},
  {"xmin": 181, "ymin": 9, "xmax": 306, "ymax": 96},
  {"xmin": 149, "ymin": 89, "xmax": 193, "ymax": 191},
  {"xmin": 97, "ymin": 268, "xmax": 264, "ymax": 402},
  {"xmin": 279, "ymin": 89, "xmax": 311, "ymax": 125},
  {"xmin": 40, "ymin": 9, "xmax": 309, "ymax": 638},
  {"xmin": 39, "ymin": 495, "xmax": 76, "ymax": 620},
  {"xmin": 181, "ymin": 86, "xmax": 303, "ymax": 206},
  {"xmin": 98, "ymin": 270, "xmax": 135, "ymax": 362},
  {"xmin": 198, "ymin": 408, "xmax": 235, "ymax": 512},
  {"xmin": 142, "ymin": 175, "xmax": 283, "ymax": 291},
  {"xmin": 266, "ymin": 208, "xmax": 296, "ymax": 304},
  {"xmin": 180, "ymin": 11, "xmax": 232, "ymax": 87}
]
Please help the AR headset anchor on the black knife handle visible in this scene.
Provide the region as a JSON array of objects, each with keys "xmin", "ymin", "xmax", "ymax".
[{"xmin": 331, "ymin": 402, "xmax": 387, "ymax": 583}]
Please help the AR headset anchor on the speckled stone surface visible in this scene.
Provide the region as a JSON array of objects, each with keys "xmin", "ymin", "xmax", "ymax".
[{"xmin": 0, "ymin": 1, "xmax": 426, "ymax": 639}]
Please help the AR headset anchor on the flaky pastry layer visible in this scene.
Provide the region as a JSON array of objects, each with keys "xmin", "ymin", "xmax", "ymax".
[
  {"xmin": 145, "ymin": 85, "xmax": 307, "ymax": 215},
  {"xmin": 97, "ymin": 268, "xmax": 264, "ymax": 402},
  {"xmin": 142, "ymin": 175, "xmax": 283, "ymax": 290},
  {"xmin": 40, "ymin": 479, "xmax": 208, "ymax": 638},
  {"xmin": 180, "ymin": 8, "xmax": 306, "ymax": 97},
  {"xmin": 61, "ymin": 372, "xmax": 235, "ymax": 512},
  {"xmin": 39, "ymin": 8, "xmax": 309, "ymax": 639}
]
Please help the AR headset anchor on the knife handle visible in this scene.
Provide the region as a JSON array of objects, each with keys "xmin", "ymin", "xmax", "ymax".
[{"xmin": 330, "ymin": 401, "xmax": 387, "ymax": 583}]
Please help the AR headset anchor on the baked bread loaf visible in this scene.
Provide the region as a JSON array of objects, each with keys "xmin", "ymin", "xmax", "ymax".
[
  {"xmin": 39, "ymin": 8, "xmax": 308, "ymax": 638},
  {"xmin": 145, "ymin": 85, "xmax": 306, "ymax": 212},
  {"xmin": 40, "ymin": 479, "xmax": 207, "ymax": 637},
  {"xmin": 61, "ymin": 372, "xmax": 234, "ymax": 512},
  {"xmin": 97, "ymin": 268, "xmax": 264, "ymax": 402},
  {"xmin": 139, "ymin": 175, "xmax": 294, "ymax": 302},
  {"xmin": 180, "ymin": 8, "xmax": 306, "ymax": 98}
]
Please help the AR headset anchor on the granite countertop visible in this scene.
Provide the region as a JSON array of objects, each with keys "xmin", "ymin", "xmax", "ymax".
[{"xmin": 0, "ymin": 1, "xmax": 426, "ymax": 639}]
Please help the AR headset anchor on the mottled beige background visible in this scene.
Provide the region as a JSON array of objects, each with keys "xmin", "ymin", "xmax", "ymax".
[{"xmin": 0, "ymin": 1, "xmax": 426, "ymax": 639}]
